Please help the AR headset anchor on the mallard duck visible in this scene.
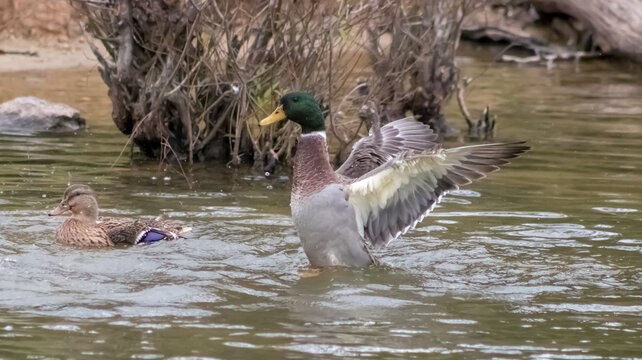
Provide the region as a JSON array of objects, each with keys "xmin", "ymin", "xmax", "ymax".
[
  {"xmin": 260, "ymin": 92, "xmax": 529, "ymax": 267},
  {"xmin": 49, "ymin": 184, "xmax": 190, "ymax": 247}
]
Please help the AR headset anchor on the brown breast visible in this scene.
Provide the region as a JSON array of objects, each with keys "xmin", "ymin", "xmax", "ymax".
[
  {"xmin": 292, "ymin": 134, "xmax": 340, "ymax": 199},
  {"xmin": 56, "ymin": 218, "xmax": 114, "ymax": 247}
]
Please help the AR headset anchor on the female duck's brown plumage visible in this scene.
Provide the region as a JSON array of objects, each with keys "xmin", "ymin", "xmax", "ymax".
[{"xmin": 49, "ymin": 184, "xmax": 189, "ymax": 247}]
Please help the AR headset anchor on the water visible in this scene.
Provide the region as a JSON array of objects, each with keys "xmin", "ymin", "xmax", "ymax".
[{"xmin": 1, "ymin": 53, "xmax": 641, "ymax": 359}]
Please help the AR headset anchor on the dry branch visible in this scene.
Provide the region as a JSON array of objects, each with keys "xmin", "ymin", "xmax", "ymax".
[{"xmin": 358, "ymin": 0, "xmax": 480, "ymax": 139}]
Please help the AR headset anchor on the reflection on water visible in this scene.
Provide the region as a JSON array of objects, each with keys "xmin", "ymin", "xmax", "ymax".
[{"xmin": 0, "ymin": 54, "xmax": 641, "ymax": 358}]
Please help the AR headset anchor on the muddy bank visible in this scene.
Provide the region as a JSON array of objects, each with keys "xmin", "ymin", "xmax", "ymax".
[
  {"xmin": 0, "ymin": 0, "xmax": 82, "ymax": 40},
  {"xmin": 0, "ymin": 38, "xmax": 97, "ymax": 72},
  {"xmin": 0, "ymin": 0, "xmax": 96, "ymax": 72}
]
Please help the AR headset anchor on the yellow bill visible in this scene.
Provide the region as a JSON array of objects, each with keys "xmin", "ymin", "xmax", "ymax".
[{"xmin": 260, "ymin": 105, "xmax": 286, "ymax": 126}]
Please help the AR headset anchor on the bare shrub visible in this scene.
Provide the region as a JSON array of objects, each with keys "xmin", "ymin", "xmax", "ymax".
[{"xmin": 72, "ymin": 0, "xmax": 474, "ymax": 169}]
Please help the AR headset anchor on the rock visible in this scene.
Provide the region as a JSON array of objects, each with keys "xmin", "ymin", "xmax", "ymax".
[{"xmin": 0, "ymin": 96, "xmax": 86, "ymax": 135}]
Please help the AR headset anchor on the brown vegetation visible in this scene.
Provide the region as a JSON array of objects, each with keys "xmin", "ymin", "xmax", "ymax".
[
  {"xmin": 71, "ymin": 0, "xmax": 477, "ymax": 170},
  {"xmin": 362, "ymin": 1, "xmax": 479, "ymax": 139}
]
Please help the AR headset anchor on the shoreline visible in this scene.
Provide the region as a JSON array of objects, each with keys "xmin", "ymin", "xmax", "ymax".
[{"xmin": 0, "ymin": 38, "xmax": 98, "ymax": 73}]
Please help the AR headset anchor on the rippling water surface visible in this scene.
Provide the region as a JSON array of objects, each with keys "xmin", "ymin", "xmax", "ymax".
[{"xmin": 1, "ymin": 52, "xmax": 641, "ymax": 359}]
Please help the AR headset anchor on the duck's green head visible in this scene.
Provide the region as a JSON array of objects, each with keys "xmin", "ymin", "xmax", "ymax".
[{"xmin": 259, "ymin": 92, "xmax": 325, "ymax": 133}]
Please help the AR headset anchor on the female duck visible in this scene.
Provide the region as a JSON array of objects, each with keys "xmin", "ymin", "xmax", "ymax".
[
  {"xmin": 49, "ymin": 184, "xmax": 189, "ymax": 247},
  {"xmin": 260, "ymin": 92, "xmax": 528, "ymax": 267}
]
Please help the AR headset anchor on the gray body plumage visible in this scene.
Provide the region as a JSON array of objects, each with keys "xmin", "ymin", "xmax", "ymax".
[{"xmin": 291, "ymin": 184, "xmax": 374, "ymax": 267}]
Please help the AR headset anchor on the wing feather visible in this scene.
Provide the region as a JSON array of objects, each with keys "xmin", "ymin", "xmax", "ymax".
[
  {"xmin": 348, "ymin": 142, "xmax": 529, "ymax": 247},
  {"xmin": 336, "ymin": 117, "xmax": 439, "ymax": 178}
]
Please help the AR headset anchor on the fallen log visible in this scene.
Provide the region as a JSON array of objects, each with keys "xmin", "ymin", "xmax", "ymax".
[
  {"xmin": 461, "ymin": 26, "xmax": 602, "ymax": 64},
  {"xmin": 532, "ymin": 0, "xmax": 642, "ymax": 62}
]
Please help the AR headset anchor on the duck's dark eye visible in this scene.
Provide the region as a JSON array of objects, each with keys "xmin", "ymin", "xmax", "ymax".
[{"xmin": 292, "ymin": 96, "xmax": 299, "ymax": 103}]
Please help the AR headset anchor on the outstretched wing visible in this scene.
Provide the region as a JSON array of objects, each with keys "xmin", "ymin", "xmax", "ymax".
[
  {"xmin": 336, "ymin": 117, "xmax": 439, "ymax": 179},
  {"xmin": 347, "ymin": 142, "xmax": 529, "ymax": 247}
]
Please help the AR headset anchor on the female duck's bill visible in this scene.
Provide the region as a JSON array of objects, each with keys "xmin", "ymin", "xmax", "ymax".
[{"xmin": 48, "ymin": 184, "xmax": 96, "ymax": 217}]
